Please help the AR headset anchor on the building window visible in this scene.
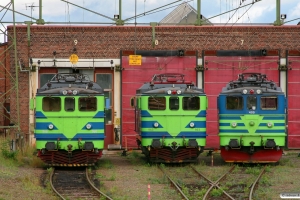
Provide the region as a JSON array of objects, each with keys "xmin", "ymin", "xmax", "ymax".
[{"xmin": 40, "ymin": 74, "xmax": 56, "ymax": 88}]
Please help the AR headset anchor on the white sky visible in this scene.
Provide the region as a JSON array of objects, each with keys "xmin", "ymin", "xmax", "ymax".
[{"xmin": 1, "ymin": 0, "xmax": 300, "ymax": 42}]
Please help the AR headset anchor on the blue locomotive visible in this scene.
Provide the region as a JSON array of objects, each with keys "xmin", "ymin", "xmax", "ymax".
[{"xmin": 218, "ymin": 72, "xmax": 286, "ymax": 163}]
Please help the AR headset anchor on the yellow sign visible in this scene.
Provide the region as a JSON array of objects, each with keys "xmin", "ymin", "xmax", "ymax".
[
  {"xmin": 129, "ymin": 55, "xmax": 142, "ymax": 65},
  {"xmin": 115, "ymin": 118, "xmax": 120, "ymax": 125},
  {"xmin": 69, "ymin": 54, "xmax": 79, "ymax": 64}
]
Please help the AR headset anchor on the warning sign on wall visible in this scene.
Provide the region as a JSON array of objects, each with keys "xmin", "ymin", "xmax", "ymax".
[
  {"xmin": 129, "ymin": 55, "xmax": 142, "ymax": 65},
  {"xmin": 69, "ymin": 54, "xmax": 79, "ymax": 64}
]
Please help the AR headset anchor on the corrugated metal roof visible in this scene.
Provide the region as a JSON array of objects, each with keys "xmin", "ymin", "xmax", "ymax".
[{"xmin": 159, "ymin": 2, "xmax": 212, "ymax": 25}]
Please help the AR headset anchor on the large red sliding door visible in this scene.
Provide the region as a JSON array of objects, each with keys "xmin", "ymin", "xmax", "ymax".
[
  {"xmin": 121, "ymin": 50, "xmax": 197, "ymax": 148},
  {"xmin": 203, "ymin": 50, "xmax": 280, "ymax": 149},
  {"xmin": 287, "ymin": 52, "xmax": 300, "ymax": 148}
]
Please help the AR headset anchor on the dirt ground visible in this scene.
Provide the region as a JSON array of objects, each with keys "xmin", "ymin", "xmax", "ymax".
[{"xmin": 1, "ymin": 149, "xmax": 300, "ymax": 200}]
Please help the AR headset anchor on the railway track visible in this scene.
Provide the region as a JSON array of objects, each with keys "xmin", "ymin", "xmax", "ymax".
[
  {"xmin": 158, "ymin": 165, "xmax": 266, "ymax": 200},
  {"xmin": 50, "ymin": 167, "xmax": 113, "ymax": 200},
  {"xmin": 190, "ymin": 164, "xmax": 267, "ymax": 200},
  {"xmin": 158, "ymin": 165, "xmax": 189, "ymax": 200}
]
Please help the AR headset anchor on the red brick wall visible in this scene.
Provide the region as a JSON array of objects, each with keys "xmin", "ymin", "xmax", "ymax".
[
  {"xmin": 0, "ymin": 43, "xmax": 10, "ymax": 132},
  {"xmin": 6, "ymin": 25, "xmax": 300, "ymax": 139}
]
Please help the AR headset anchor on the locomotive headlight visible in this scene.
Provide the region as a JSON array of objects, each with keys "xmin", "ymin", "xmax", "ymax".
[
  {"xmin": 48, "ymin": 124, "xmax": 54, "ymax": 130},
  {"xmin": 231, "ymin": 122, "xmax": 237, "ymax": 128},
  {"xmin": 256, "ymin": 89, "xmax": 262, "ymax": 94},
  {"xmin": 153, "ymin": 122, "xmax": 159, "ymax": 128},
  {"xmin": 242, "ymin": 89, "xmax": 247, "ymax": 94},
  {"xmin": 267, "ymin": 122, "xmax": 273, "ymax": 128},
  {"xmin": 189, "ymin": 122, "xmax": 195, "ymax": 128},
  {"xmin": 62, "ymin": 90, "xmax": 67, "ymax": 95},
  {"xmin": 86, "ymin": 124, "xmax": 92, "ymax": 130},
  {"xmin": 72, "ymin": 90, "xmax": 78, "ymax": 95},
  {"xmin": 167, "ymin": 90, "xmax": 172, "ymax": 95},
  {"xmin": 177, "ymin": 90, "xmax": 182, "ymax": 95}
]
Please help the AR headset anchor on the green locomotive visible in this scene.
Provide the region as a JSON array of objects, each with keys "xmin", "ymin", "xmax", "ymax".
[
  {"xmin": 34, "ymin": 73, "xmax": 105, "ymax": 166},
  {"xmin": 131, "ymin": 73, "xmax": 207, "ymax": 163}
]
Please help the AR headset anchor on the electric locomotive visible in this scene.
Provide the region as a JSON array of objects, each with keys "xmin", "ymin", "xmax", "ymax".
[
  {"xmin": 34, "ymin": 73, "xmax": 105, "ymax": 166},
  {"xmin": 218, "ymin": 72, "xmax": 286, "ymax": 163},
  {"xmin": 131, "ymin": 73, "xmax": 207, "ymax": 163}
]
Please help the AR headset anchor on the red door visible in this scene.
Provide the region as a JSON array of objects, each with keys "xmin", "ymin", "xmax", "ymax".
[
  {"xmin": 203, "ymin": 51, "xmax": 280, "ymax": 149},
  {"xmin": 287, "ymin": 53, "xmax": 300, "ymax": 148},
  {"xmin": 121, "ymin": 50, "xmax": 197, "ymax": 148}
]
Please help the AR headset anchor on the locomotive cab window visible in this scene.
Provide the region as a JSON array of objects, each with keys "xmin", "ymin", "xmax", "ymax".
[
  {"xmin": 247, "ymin": 96, "xmax": 257, "ymax": 110},
  {"xmin": 42, "ymin": 97, "xmax": 61, "ymax": 112},
  {"xmin": 226, "ymin": 96, "xmax": 243, "ymax": 110},
  {"xmin": 261, "ymin": 96, "xmax": 277, "ymax": 110},
  {"xmin": 148, "ymin": 97, "xmax": 166, "ymax": 110},
  {"xmin": 169, "ymin": 97, "xmax": 179, "ymax": 110},
  {"xmin": 183, "ymin": 97, "xmax": 200, "ymax": 110},
  {"xmin": 79, "ymin": 97, "xmax": 97, "ymax": 111},
  {"xmin": 65, "ymin": 97, "xmax": 75, "ymax": 111}
]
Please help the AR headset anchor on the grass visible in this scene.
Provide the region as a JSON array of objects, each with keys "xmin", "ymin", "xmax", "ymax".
[{"xmin": 1, "ymin": 136, "xmax": 300, "ymax": 200}]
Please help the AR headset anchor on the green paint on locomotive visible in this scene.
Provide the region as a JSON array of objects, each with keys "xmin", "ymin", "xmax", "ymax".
[
  {"xmin": 219, "ymin": 114, "xmax": 286, "ymax": 147},
  {"xmin": 34, "ymin": 95, "xmax": 105, "ymax": 151},
  {"xmin": 138, "ymin": 95, "xmax": 207, "ymax": 147}
]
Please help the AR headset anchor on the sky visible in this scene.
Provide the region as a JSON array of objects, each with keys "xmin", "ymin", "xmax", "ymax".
[{"xmin": 0, "ymin": 0, "xmax": 300, "ymax": 42}]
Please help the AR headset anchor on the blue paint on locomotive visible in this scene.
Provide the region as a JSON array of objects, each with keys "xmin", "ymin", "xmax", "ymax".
[
  {"xmin": 81, "ymin": 122, "xmax": 104, "ymax": 130},
  {"xmin": 35, "ymin": 122, "xmax": 58, "ymax": 130},
  {"xmin": 93, "ymin": 111, "xmax": 105, "ymax": 118},
  {"xmin": 141, "ymin": 131, "xmax": 206, "ymax": 138},
  {"xmin": 141, "ymin": 110, "xmax": 152, "ymax": 117},
  {"xmin": 35, "ymin": 111, "xmax": 47, "ymax": 118},
  {"xmin": 184, "ymin": 121, "xmax": 206, "ymax": 128},
  {"xmin": 35, "ymin": 133, "xmax": 67, "ymax": 140},
  {"xmin": 141, "ymin": 121, "xmax": 163, "ymax": 128},
  {"xmin": 72, "ymin": 133, "xmax": 105, "ymax": 140}
]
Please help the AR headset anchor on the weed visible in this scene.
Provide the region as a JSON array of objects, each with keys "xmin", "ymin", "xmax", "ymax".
[
  {"xmin": 194, "ymin": 188, "xmax": 207, "ymax": 199},
  {"xmin": 245, "ymin": 167, "xmax": 260, "ymax": 175},
  {"xmin": 95, "ymin": 172, "xmax": 105, "ymax": 179},
  {"xmin": 0, "ymin": 139, "xmax": 18, "ymax": 161},
  {"xmin": 107, "ymin": 173, "xmax": 116, "ymax": 181},
  {"xmin": 278, "ymin": 157, "xmax": 294, "ymax": 167},
  {"xmin": 260, "ymin": 176, "xmax": 272, "ymax": 186},
  {"xmin": 210, "ymin": 188, "xmax": 223, "ymax": 197},
  {"xmin": 102, "ymin": 159, "xmax": 114, "ymax": 169}
]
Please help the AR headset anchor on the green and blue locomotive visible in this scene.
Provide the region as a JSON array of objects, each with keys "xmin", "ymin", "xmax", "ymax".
[
  {"xmin": 34, "ymin": 73, "xmax": 105, "ymax": 166},
  {"xmin": 132, "ymin": 73, "xmax": 207, "ymax": 163},
  {"xmin": 218, "ymin": 73, "xmax": 286, "ymax": 163}
]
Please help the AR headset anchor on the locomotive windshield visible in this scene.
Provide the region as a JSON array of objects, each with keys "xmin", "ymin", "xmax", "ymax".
[
  {"xmin": 261, "ymin": 96, "xmax": 277, "ymax": 110},
  {"xmin": 183, "ymin": 97, "xmax": 200, "ymax": 110},
  {"xmin": 65, "ymin": 97, "xmax": 75, "ymax": 111},
  {"xmin": 169, "ymin": 97, "xmax": 179, "ymax": 110},
  {"xmin": 79, "ymin": 97, "xmax": 97, "ymax": 111},
  {"xmin": 148, "ymin": 97, "xmax": 166, "ymax": 110},
  {"xmin": 42, "ymin": 97, "xmax": 61, "ymax": 111},
  {"xmin": 247, "ymin": 96, "xmax": 257, "ymax": 110},
  {"xmin": 226, "ymin": 96, "xmax": 243, "ymax": 110}
]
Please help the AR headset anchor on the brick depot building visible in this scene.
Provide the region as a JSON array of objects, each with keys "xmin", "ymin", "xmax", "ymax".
[{"xmin": 4, "ymin": 24, "xmax": 300, "ymax": 150}]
